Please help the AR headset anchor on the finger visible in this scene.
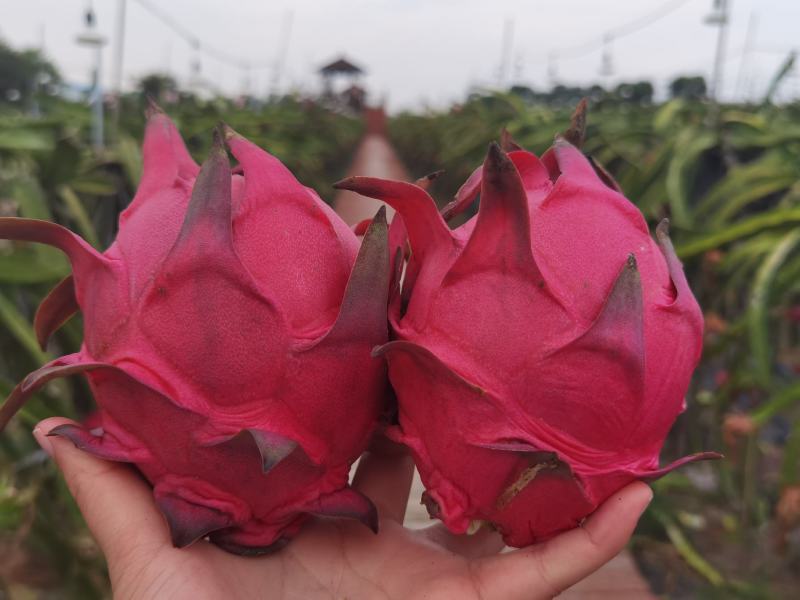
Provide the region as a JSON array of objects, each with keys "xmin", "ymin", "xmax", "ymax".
[
  {"xmin": 34, "ymin": 417, "xmax": 170, "ymax": 564},
  {"xmin": 473, "ymin": 481, "xmax": 653, "ymax": 600},
  {"xmin": 422, "ymin": 522, "xmax": 506, "ymax": 559},
  {"xmin": 351, "ymin": 434, "xmax": 415, "ymax": 522}
]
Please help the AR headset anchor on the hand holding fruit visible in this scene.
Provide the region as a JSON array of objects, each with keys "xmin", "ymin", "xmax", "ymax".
[
  {"xmin": 0, "ymin": 102, "xmax": 718, "ymax": 598},
  {"xmin": 34, "ymin": 416, "xmax": 653, "ymax": 600}
]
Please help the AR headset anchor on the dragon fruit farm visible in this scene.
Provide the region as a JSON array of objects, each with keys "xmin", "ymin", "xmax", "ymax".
[{"xmin": 1, "ymin": 4, "xmax": 799, "ymax": 597}]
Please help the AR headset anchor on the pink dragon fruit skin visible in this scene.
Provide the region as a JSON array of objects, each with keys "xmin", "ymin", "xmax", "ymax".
[
  {"xmin": 0, "ymin": 110, "xmax": 390, "ymax": 554},
  {"xmin": 335, "ymin": 138, "xmax": 721, "ymax": 547}
]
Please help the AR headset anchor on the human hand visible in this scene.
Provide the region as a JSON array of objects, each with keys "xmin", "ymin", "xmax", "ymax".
[{"xmin": 33, "ymin": 417, "xmax": 652, "ymax": 600}]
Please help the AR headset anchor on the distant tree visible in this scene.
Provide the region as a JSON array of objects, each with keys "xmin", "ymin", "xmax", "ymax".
[
  {"xmin": 138, "ymin": 73, "xmax": 178, "ymax": 103},
  {"xmin": 669, "ymin": 76, "xmax": 707, "ymax": 101},
  {"xmin": 549, "ymin": 85, "xmax": 588, "ymax": 107},
  {"xmin": 507, "ymin": 82, "xmax": 613, "ymax": 107},
  {"xmin": 509, "ymin": 84, "xmax": 536, "ymax": 102},
  {"xmin": 586, "ymin": 84, "xmax": 607, "ymax": 103},
  {"xmin": 0, "ymin": 40, "xmax": 60, "ymax": 105},
  {"xmin": 614, "ymin": 81, "xmax": 654, "ymax": 104}
]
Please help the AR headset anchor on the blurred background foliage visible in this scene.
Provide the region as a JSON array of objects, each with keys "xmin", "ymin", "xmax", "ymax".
[{"xmin": 0, "ymin": 36, "xmax": 798, "ymax": 599}]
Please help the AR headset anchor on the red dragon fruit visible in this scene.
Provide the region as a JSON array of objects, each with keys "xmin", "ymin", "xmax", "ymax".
[
  {"xmin": 0, "ymin": 109, "xmax": 390, "ymax": 554},
  {"xmin": 334, "ymin": 114, "xmax": 721, "ymax": 547}
]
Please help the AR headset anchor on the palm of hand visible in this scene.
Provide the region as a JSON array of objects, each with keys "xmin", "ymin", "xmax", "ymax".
[
  {"xmin": 35, "ymin": 419, "xmax": 652, "ymax": 600},
  {"xmin": 119, "ymin": 517, "xmax": 500, "ymax": 599}
]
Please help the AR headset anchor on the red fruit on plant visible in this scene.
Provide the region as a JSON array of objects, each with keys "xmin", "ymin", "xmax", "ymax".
[
  {"xmin": 0, "ymin": 109, "xmax": 390, "ymax": 554},
  {"xmin": 335, "ymin": 130, "xmax": 721, "ymax": 547}
]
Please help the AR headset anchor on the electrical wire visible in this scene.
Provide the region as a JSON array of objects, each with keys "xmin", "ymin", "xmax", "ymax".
[
  {"xmin": 547, "ymin": 0, "xmax": 695, "ymax": 62},
  {"xmin": 131, "ymin": 0, "xmax": 274, "ymax": 70}
]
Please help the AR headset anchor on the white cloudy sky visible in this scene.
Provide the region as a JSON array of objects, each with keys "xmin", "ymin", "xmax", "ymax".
[{"xmin": 0, "ymin": 0, "xmax": 798, "ymax": 110}]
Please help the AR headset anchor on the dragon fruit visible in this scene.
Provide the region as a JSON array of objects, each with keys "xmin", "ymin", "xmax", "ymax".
[
  {"xmin": 0, "ymin": 109, "xmax": 390, "ymax": 554},
  {"xmin": 334, "ymin": 112, "xmax": 721, "ymax": 547}
]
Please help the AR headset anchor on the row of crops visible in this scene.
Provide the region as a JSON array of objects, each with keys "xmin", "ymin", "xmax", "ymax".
[
  {"xmin": 0, "ymin": 96, "xmax": 361, "ymax": 598},
  {"xmin": 389, "ymin": 92, "xmax": 800, "ymax": 598}
]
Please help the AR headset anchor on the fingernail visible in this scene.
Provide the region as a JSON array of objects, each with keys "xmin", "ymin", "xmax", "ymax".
[
  {"xmin": 33, "ymin": 426, "xmax": 55, "ymax": 457},
  {"xmin": 639, "ymin": 486, "xmax": 654, "ymax": 513}
]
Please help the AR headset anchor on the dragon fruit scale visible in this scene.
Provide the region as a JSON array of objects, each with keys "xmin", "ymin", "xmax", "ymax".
[
  {"xmin": 335, "ymin": 123, "xmax": 721, "ymax": 547},
  {"xmin": 0, "ymin": 109, "xmax": 390, "ymax": 554}
]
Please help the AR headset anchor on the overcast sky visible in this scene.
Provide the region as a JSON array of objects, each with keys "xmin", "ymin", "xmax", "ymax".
[{"xmin": 1, "ymin": 0, "xmax": 798, "ymax": 111}]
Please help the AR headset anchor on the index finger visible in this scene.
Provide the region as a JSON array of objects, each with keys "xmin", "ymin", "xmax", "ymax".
[{"xmin": 34, "ymin": 417, "xmax": 170, "ymax": 565}]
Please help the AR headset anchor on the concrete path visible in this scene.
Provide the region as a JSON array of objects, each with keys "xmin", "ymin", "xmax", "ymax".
[
  {"xmin": 335, "ymin": 115, "xmax": 656, "ymax": 599},
  {"xmin": 332, "ymin": 133, "xmax": 400, "ymax": 225}
]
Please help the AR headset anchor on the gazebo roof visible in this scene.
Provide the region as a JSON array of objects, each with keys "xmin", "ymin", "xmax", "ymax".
[{"xmin": 319, "ymin": 57, "xmax": 364, "ymax": 76}]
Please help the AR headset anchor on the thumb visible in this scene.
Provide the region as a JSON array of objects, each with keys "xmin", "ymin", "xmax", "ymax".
[
  {"xmin": 34, "ymin": 417, "xmax": 171, "ymax": 565},
  {"xmin": 473, "ymin": 481, "xmax": 653, "ymax": 599}
]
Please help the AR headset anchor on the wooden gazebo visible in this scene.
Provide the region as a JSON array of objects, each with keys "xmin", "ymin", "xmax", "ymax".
[{"xmin": 319, "ymin": 57, "xmax": 364, "ymax": 96}]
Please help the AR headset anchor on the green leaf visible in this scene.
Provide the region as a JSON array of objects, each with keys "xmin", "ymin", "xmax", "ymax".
[
  {"xmin": 653, "ymin": 99, "xmax": 686, "ymax": 133},
  {"xmin": 781, "ymin": 418, "xmax": 800, "ymax": 487},
  {"xmin": 58, "ymin": 186, "xmax": 100, "ymax": 249},
  {"xmin": 651, "ymin": 509, "xmax": 725, "ymax": 587},
  {"xmin": 751, "ymin": 383, "xmax": 800, "ymax": 427},
  {"xmin": 71, "ymin": 176, "xmax": 117, "ymax": 196},
  {"xmin": 0, "ymin": 248, "xmax": 70, "ymax": 283},
  {"xmin": 763, "ymin": 51, "xmax": 796, "ymax": 105},
  {"xmin": 665, "ymin": 129, "xmax": 717, "ymax": 227},
  {"xmin": 115, "ymin": 135, "xmax": 143, "ymax": 186},
  {"xmin": 676, "ymin": 208, "xmax": 800, "ymax": 258},
  {"xmin": 0, "ymin": 128, "xmax": 54, "ymax": 152},
  {"xmin": 747, "ymin": 229, "xmax": 800, "ymax": 387},
  {"xmin": 8, "ymin": 178, "xmax": 52, "ymax": 220},
  {"xmin": 0, "ymin": 290, "xmax": 50, "ymax": 364},
  {"xmin": 695, "ymin": 154, "xmax": 796, "ymax": 223},
  {"xmin": 38, "ymin": 138, "xmax": 82, "ymax": 188}
]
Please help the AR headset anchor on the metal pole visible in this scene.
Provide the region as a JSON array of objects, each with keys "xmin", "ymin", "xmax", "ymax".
[
  {"xmin": 547, "ymin": 52, "xmax": 558, "ymax": 85},
  {"xmin": 77, "ymin": 4, "xmax": 107, "ymax": 149},
  {"xmin": 270, "ymin": 10, "xmax": 294, "ymax": 97},
  {"xmin": 498, "ymin": 18, "xmax": 514, "ymax": 87},
  {"xmin": 734, "ymin": 11, "xmax": 757, "ymax": 102},
  {"xmin": 93, "ymin": 44, "xmax": 104, "ymax": 149},
  {"xmin": 30, "ymin": 24, "xmax": 45, "ymax": 117},
  {"xmin": 111, "ymin": 0, "xmax": 127, "ymax": 132},
  {"xmin": 709, "ymin": 0, "xmax": 731, "ymax": 102}
]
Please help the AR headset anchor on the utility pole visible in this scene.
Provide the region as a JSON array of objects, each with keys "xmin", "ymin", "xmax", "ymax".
[
  {"xmin": 241, "ymin": 64, "xmax": 252, "ymax": 99},
  {"xmin": 111, "ymin": 0, "xmax": 127, "ymax": 134},
  {"xmin": 706, "ymin": 0, "xmax": 731, "ymax": 102},
  {"xmin": 497, "ymin": 18, "xmax": 514, "ymax": 88},
  {"xmin": 77, "ymin": 3, "xmax": 107, "ymax": 150},
  {"xmin": 547, "ymin": 52, "xmax": 558, "ymax": 85},
  {"xmin": 270, "ymin": 10, "xmax": 294, "ymax": 98},
  {"xmin": 600, "ymin": 34, "xmax": 615, "ymax": 78},
  {"xmin": 734, "ymin": 11, "xmax": 757, "ymax": 102},
  {"xmin": 30, "ymin": 24, "xmax": 46, "ymax": 117},
  {"xmin": 190, "ymin": 41, "xmax": 202, "ymax": 95}
]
